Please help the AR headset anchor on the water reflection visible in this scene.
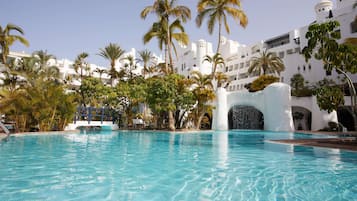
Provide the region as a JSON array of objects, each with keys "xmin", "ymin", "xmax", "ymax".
[
  {"xmin": 64, "ymin": 131, "xmax": 116, "ymax": 144},
  {"xmin": 213, "ymin": 131, "xmax": 229, "ymax": 169}
]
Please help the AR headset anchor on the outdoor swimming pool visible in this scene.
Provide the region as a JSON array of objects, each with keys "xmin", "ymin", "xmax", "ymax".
[{"xmin": 0, "ymin": 130, "xmax": 356, "ymax": 201}]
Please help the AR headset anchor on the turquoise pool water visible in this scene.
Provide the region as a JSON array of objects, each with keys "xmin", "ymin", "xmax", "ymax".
[{"xmin": 0, "ymin": 130, "xmax": 356, "ymax": 201}]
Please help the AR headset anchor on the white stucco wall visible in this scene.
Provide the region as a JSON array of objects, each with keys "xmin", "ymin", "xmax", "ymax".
[{"xmin": 292, "ymin": 96, "xmax": 338, "ymax": 130}]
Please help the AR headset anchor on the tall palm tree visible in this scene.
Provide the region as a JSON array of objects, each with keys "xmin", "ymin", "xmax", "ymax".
[
  {"xmin": 98, "ymin": 43, "xmax": 125, "ymax": 86},
  {"xmin": 196, "ymin": 0, "xmax": 248, "ymax": 53},
  {"xmin": 137, "ymin": 49, "xmax": 154, "ymax": 78},
  {"xmin": 248, "ymin": 50, "xmax": 285, "ymax": 76},
  {"xmin": 143, "ymin": 19, "xmax": 189, "ymax": 73},
  {"xmin": 73, "ymin": 52, "xmax": 89, "ymax": 81},
  {"xmin": 141, "ymin": 0, "xmax": 191, "ymax": 73},
  {"xmin": 0, "ymin": 23, "xmax": 29, "ymax": 65}
]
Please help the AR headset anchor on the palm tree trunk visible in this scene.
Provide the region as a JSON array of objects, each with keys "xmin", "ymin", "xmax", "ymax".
[
  {"xmin": 166, "ymin": 16, "xmax": 174, "ymax": 74},
  {"xmin": 168, "ymin": 40, "xmax": 174, "ymax": 73},
  {"xmin": 143, "ymin": 64, "xmax": 147, "ymax": 78},
  {"xmin": 49, "ymin": 107, "xmax": 57, "ymax": 130},
  {"xmin": 216, "ymin": 21, "xmax": 222, "ymax": 54},
  {"xmin": 196, "ymin": 112, "xmax": 205, "ymax": 130},
  {"xmin": 168, "ymin": 110, "xmax": 175, "ymax": 131},
  {"xmin": 1, "ymin": 51, "xmax": 7, "ymax": 66}
]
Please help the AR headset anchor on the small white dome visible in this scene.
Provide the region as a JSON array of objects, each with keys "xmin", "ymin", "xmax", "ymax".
[{"xmin": 315, "ymin": 0, "xmax": 333, "ymax": 11}]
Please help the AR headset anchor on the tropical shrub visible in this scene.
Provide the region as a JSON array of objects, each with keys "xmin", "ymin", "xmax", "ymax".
[
  {"xmin": 314, "ymin": 85, "xmax": 345, "ymax": 113},
  {"xmin": 290, "ymin": 73, "xmax": 313, "ymax": 97},
  {"xmin": 248, "ymin": 75, "xmax": 279, "ymax": 92}
]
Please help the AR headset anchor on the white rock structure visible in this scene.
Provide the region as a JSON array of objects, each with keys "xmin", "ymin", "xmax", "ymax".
[{"xmin": 212, "ymin": 83, "xmax": 295, "ymax": 131}]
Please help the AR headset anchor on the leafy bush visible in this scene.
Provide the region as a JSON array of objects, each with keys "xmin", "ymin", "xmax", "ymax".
[
  {"xmin": 247, "ymin": 75, "xmax": 279, "ymax": 92},
  {"xmin": 290, "ymin": 73, "xmax": 313, "ymax": 97},
  {"xmin": 291, "ymin": 87, "xmax": 314, "ymax": 97},
  {"xmin": 313, "ymin": 85, "xmax": 345, "ymax": 113}
]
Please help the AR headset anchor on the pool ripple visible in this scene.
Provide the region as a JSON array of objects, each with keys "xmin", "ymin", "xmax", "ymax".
[{"xmin": 0, "ymin": 131, "xmax": 357, "ymax": 200}]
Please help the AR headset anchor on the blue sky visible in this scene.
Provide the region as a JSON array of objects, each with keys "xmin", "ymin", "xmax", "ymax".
[{"xmin": 1, "ymin": 0, "xmax": 323, "ymax": 67}]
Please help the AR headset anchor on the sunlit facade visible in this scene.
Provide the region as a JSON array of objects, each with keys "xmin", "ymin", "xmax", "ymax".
[{"xmin": 175, "ymin": 0, "xmax": 357, "ymax": 92}]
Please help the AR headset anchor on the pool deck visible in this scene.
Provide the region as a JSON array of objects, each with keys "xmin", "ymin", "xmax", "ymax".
[{"xmin": 269, "ymin": 131, "xmax": 357, "ymax": 151}]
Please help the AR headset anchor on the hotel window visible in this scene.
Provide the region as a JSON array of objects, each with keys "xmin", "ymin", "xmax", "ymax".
[
  {"xmin": 234, "ymin": 64, "xmax": 239, "ymax": 70},
  {"xmin": 225, "ymin": 66, "xmax": 228, "ymax": 72},
  {"xmin": 240, "ymin": 62, "xmax": 244, "ymax": 68},
  {"xmin": 351, "ymin": 20, "xmax": 357, "ymax": 33},
  {"xmin": 229, "ymin": 65, "xmax": 233, "ymax": 71},
  {"xmin": 279, "ymin": 51, "xmax": 284, "ymax": 58},
  {"xmin": 245, "ymin": 61, "xmax": 250, "ymax": 67}
]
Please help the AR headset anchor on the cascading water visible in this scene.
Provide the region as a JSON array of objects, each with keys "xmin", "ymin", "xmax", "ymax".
[{"xmin": 228, "ymin": 106, "xmax": 264, "ymax": 129}]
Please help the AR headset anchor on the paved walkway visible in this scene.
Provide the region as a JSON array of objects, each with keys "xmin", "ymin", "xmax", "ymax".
[{"xmin": 271, "ymin": 131, "xmax": 357, "ymax": 151}]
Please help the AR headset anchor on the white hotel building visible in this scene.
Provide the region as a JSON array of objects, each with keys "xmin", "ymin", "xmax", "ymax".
[
  {"xmin": 176, "ymin": 0, "xmax": 357, "ymax": 90},
  {"xmin": 6, "ymin": 48, "xmax": 163, "ymax": 87},
  {"xmin": 174, "ymin": 0, "xmax": 357, "ymax": 131}
]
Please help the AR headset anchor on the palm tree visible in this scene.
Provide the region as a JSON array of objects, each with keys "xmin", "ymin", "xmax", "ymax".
[
  {"xmin": 0, "ymin": 23, "xmax": 29, "ymax": 65},
  {"xmin": 143, "ymin": 19, "xmax": 189, "ymax": 73},
  {"xmin": 98, "ymin": 43, "xmax": 125, "ymax": 86},
  {"xmin": 121, "ymin": 55, "xmax": 137, "ymax": 81},
  {"xmin": 248, "ymin": 50, "xmax": 285, "ymax": 76},
  {"xmin": 94, "ymin": 68, "xmax": 107, "ymax": 82},
  {"xmin": 31, "ymin": 50, "xmax": 60, "ymax": 82},
  {"xmin": 141, "ymin": 0, "xmax": 191, "ymax": 73},
  {"xmin": 215, "ymin": 71, "xmax": 229, "ymax": 88},
  {"xmin": 190, "ymin": 71, "xmax": 215, "ymax": 129},
  {"xmin": 32, "ymin": 50, "xmax": 56, "ymax": 69},
  {"xmin": 137, "ymin": 49, "xmax": 154, "ymax": 78},
  {"xmin": 196, "ymin": 0, "xmax": 248, "ymax": 53},
  {"xmin": 73, "ymin": 52, "xmax": 89, "ymax": 81},
  {"xmin": 202, "ymin": 52, "xmax": 225, "ymax": 79}
]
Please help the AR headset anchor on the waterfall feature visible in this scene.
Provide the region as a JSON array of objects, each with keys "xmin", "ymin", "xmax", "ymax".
[
  {"xmin": 228, "ymin": 106, "xmax": 264, "ymax": 129},
  {"xmin": 292, "ymin": 106, "xmax": 312, "ymax": 130}
]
